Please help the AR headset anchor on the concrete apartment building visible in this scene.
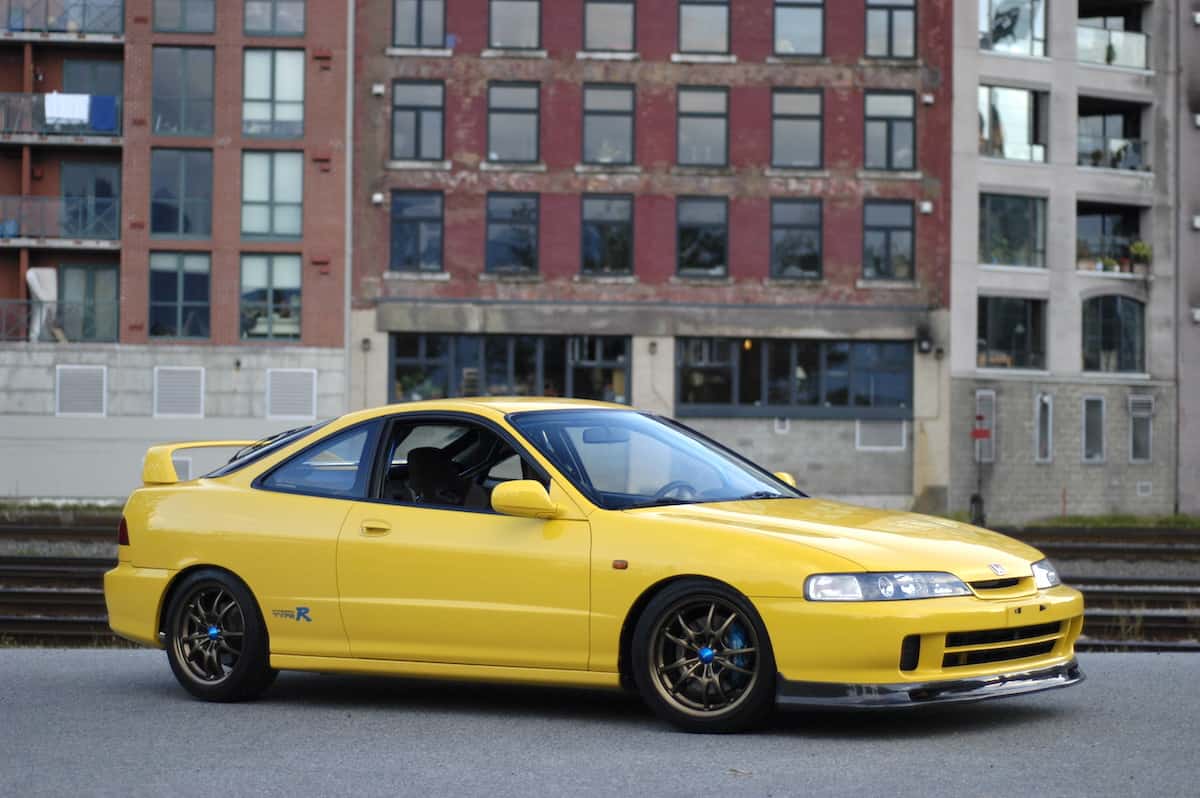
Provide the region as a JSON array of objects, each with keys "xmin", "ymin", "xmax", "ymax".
[
  {"xmin": 950, "ymin": 0, "xmax": 1182, "ymax": 522},
  {"xmin": 1179, "ymin": 7, "xmax": 1200, "ymax": 516},
  {"xmin": 349, "ymin": 0, "xmax": 956, "ymax": 511},
  {"xmin": 0, "ymin": 0, "xmax": 350, "ymax": 497}
]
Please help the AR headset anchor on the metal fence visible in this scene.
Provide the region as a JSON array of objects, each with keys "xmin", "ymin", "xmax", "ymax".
[
  {"xmin": 0, "ymin": 298, "xmax": 119, "ymax": 342},
  {"xmin": 1077, "ymin": 135, "xmax": 1148, "ymax": 172},
  {"xmin": 0, "ymin": 0, "xmax": 123, "ymax": 34},
  {"xmin": 0, "ymin": 93, "xmax": 122, "ymax": 137},
  {"xmin": 0, "ymin": 195, "xmax": 120, "ymax": 240},
  {"xmin": 1077, "ymin": 26, "xmax": 1148, "ymax": 71}
]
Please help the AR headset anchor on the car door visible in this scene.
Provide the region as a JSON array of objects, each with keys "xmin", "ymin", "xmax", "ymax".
[{"xmin": 336, "ymin": 414, "xmax": 591, "ymax": 669}]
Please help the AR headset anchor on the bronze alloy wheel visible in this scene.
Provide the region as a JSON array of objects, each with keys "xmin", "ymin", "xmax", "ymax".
[
  {"xmin": 647, "ymin": 596, "xmax": 761, "ymax": 718},
  {"xmin": 171, "ymin": 583, "xmax": 247, "ymax": 686}
]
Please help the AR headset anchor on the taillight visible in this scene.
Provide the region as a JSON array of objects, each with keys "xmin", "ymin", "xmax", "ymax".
[{"xmin": 117, "ymin": 517, "xmax": 129, "ymax": 546}]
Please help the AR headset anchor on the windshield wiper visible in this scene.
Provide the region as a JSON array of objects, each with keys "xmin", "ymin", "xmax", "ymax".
[
  {"xmin": 623, "ymin": 497, "xmax": 698, "ymax": 510},
  {"xmin": 729, "ymin": 491, "xmax": 788, "ymax": 501}
]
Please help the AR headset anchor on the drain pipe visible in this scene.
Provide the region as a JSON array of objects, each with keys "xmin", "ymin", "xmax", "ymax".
[{"xmin": 342, "ymin": 0, "xmax": 356, "ymax": 414}]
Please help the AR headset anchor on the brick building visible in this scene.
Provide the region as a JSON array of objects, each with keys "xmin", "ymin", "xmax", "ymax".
[
  {"xmin": 0, "ymin": 0, "xmax": 350, "ymax": 497},
  {"xmin": 350, "ymin": 0, "xmax": 956, "ymax": 511}
]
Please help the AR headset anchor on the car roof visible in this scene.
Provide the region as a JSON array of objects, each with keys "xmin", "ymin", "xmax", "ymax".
[{"xmin": 335, "ymin": 397, "xmax": 631, "ymax": 427}]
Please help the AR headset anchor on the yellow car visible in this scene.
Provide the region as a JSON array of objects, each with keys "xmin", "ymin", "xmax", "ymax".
[{"xmin": 105, "ymin": 398, "xmax": 1084, "ymax": 731}]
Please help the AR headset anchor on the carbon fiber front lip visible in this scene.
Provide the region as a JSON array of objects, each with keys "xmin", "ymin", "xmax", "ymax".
[{"xmin": 776, "ymin": 660, "xmax": 1085, "ymax": 709}]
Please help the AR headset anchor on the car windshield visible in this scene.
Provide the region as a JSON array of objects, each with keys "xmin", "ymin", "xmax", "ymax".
[{"xmin": 507, "ymin": 409, "xmax": 804, "ymax": 510}]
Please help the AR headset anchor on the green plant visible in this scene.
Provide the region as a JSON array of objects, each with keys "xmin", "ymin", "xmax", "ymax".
[
  {"xmin": 1129, "ymin": 239, "xmax": 1152, "ymax": 264},
  {"xmin": 1100, "ymin": 256, "xmax": 1119, "ymax": 272}
]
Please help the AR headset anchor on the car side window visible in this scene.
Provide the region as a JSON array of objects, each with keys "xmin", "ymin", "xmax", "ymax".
[{"xmin": 260, "ymin": 423, "xmax": 378, "ymax": 499}]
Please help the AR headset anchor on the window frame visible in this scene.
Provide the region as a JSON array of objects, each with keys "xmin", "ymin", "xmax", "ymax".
[
  {"xmin": 1082, "ymin": 294, "xmax": 1145, "ymax": 374},
  {"xmin": 148, "ymin": 251, "xmax": 211, "ymax": 340},
  {"xmin": 773, "ymin": 0, "xmax": 825, "ymax": 57},
  {"xmin": 243, "ymin": 48, "xmax": 306, "ymax": 139},
  {"xmin": 488, "ymin": 0, "xmax": 542, "ymax": 50},
  {"xmin": 241, "ymin": 150, "xmax": 304, "ymax": 240},
  {"xmin": 679, "ymin": 0, "xmax": 730, "ymax": 55},
  {"xmin": 1128, "ymin": 395, "xmax": 1153, "ymax": 464},
  {"xmin": 255, "ymin": 419, "xmax": 384, "ymax": 502},
  {"xmin": 676, "ymin": 86, "xmax": 730, "ymax": 168},
  {"xmin": 153, "ymin": 0, "xmax": 215, "ymax": 33},
  {"xmin": 976, "ymin": 296, "xmax": 1047, "ymax": 370},
  {"xmin": 583, "ymin": 0, "xmax": 636, "ymax": 53},
  {"xmin": 391, "ymin": 80, "xmax": 445, "ymax": 162},
  {"xmin": 392, "ymin": 0, "xmax": 446, "ymax": 48},
  {"xmin": 978, "ymin": 85, "xmax": 1048, "ymax": 162},
  {"xmin": 864, "ymin": 90, "xmax": 916, "ymax": 171},
  {"xmin": 390, "ymin": 190, "xmax": 444, "ymax": 273},
  {"xmin": 865, "ymin": 0, "xmax": 916, "ymax": 60},
  {"xmin": 151, "ymin": 46, "xmax": 214, "ymax": 137},
  {"xmin": 582, "ymin": 83, "xmax": 636, "ymax": 166},
  {"xmin": 862, "ymin": 199, "xmax": 915, "ymax": 281},
  {"xmin": 580, "ymin": 193, "xmax": 635, "ymax": 276},
  {"xmin": 978, "ymin": 0, "xmax": 1046, "ymax": 57},
  {"xmin": 770, "ymin": 198, "xmax": 822, "ymax": 280},
  {"xmin": 771, "ymin": 88, "xmax": 823, "ymax": 169},
  {"xmin": 240, "ymin": 252, "xmax": 303, "ymax": 341},
  {"xmin": 149, "ymin": 148, "xmax": 213, "ymax": 239},
  {"xmin": 978, "ymin": 193, "xmax": 1047, "ymax": 268},
  {"xmin": 244, "ymin": 0, "xmax": 306, "ymax": 36},
  {"xmin": 1082, "ymin": 395, "xmax": 1106, "ymax": 464},
  {"xmin": 1034, "ymin": 391, "xmax": 1053, "ymax": 463},
  {"xmin": 485, "ymin": 192, "xmax": 540, "ymax": 274},
  {"xmin": 487, "ymin": 81, "xmax": 541, "ymax": 165},
  {"xmin": 676, "ymin": 196, "xmax": 729, "ymax": 278}
]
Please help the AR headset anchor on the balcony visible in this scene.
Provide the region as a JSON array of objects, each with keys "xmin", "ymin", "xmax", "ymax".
[
  {"xmin": 1077, "ymin": 135, "xmax": 1148, "ymax": 171},
  {"xmin": 0, "ymin": 195, "xmax": 120, "ymax": 244},
  {"xmin": 1077, "ymin": 26, "xmax": 1148, "ymax": 70},
  {"xmin": 0, "ymin": 93, "xmax": 122, "ymax": 143},
  {"xmin": 1, "ymin": 0, "xmax": 123, "ymax": 37},
  {"xmin": 0, "ymin": 298, "xmax": 118, "ymax": 342}
]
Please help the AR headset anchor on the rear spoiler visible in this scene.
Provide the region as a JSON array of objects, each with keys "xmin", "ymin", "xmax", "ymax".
[{"xmin": 142, "ymin": 441, "xmax": 257, "ymax": 486}]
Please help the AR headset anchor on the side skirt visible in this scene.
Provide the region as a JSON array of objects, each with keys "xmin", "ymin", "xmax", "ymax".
[{"xmin": 270, "ymin": 653, "xmax": 624, "ymax": 690}]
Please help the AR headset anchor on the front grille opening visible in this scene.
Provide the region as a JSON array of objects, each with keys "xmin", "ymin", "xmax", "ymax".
[
  {"xmin": 946, "ymin": 621, "xmax": 1062, "ymax": 649},
  {"xmin": 899, "ymin": 635, "xmax": 920, "ymax": 671},
  {"xmin": 943, "ymin": 640, "xmax": 1056, "ymax": 668},
  {"xmin": 970, "ymin": 577, "xmax": 1020, "ymax": 590}
]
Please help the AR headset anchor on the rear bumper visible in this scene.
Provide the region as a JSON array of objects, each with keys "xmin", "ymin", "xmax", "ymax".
[
  {"xmin": 777, "ymin": 659, "xmax": 1084, "ymax": 709},
  {"xmin": 103, "ymin": 562, "xmax": 171, "ymax": 649}
]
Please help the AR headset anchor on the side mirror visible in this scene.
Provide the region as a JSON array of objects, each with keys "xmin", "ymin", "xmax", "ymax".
[
  {"xmin": 773, "ymin": 471, "xmax": 797, "ymax": 488},
  {"xmin": 491, "ymin": 480, "xmax": 561, "ymax": 520}
]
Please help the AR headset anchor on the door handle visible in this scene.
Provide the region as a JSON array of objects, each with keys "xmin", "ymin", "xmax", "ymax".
[{"xmin": 360, "ymin": 520, "xmax": 392, "ymax": 537}]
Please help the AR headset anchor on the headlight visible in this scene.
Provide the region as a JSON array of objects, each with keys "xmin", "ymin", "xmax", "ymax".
[
  {"xmin": 1031, "ymin": 559, "xmax": 1061, "ymax": 589},
  {"xmin": 805, "ymin": 572, "xmax": 971, "ymax": 601}
]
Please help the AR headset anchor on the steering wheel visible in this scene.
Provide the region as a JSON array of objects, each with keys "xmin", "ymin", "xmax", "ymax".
[{"xmin": 653, "ymin": 480, "xmax": 699, "ymax": 501}]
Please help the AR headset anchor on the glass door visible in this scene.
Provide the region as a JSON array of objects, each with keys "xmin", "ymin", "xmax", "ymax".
[
  {"xmin": 61, "ymin": 162, "xmax": 120, "ymax": 239},
  {"xmin": 59, "ymin": 265, "xmax": 118, "ymax": 341}
]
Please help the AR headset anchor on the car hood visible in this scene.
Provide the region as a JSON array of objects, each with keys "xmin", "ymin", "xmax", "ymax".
[{"xmin": 639, "ymin": 498, "xmax": 1043, "ymax": 582}]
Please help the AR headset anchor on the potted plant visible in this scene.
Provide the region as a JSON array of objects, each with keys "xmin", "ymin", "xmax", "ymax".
[
  {"xmin": 1101, "ymin": 256, "xmax": 1119, "ymax": 273},
  {"xmin": 1130, "ymin": 240, "xmax": 1152, "ymax": 275}
]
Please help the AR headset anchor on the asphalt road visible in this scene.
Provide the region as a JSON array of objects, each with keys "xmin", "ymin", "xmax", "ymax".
[{"xmin": 0, "ymin": 651, "xmax": 1196, "ymax": 798}]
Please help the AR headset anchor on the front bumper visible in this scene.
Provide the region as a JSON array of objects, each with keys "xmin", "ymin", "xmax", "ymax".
[{"xmin": 777, "ymin": 659, "xmax": 1084, "ymax": 709}]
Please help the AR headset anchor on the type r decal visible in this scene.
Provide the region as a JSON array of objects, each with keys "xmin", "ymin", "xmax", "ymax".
[{"xmin": 271, "ymin": 607, "xmax": 313, "ymax": 622}]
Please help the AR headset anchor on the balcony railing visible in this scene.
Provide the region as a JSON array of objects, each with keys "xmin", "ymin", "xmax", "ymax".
[
  {"xmin": 0, "ymin": 93, "xmax": 122, "ymax": 137},
  {"xmin": 0, "ymin": 195, "xmax": 120, "ymax": 240},
  {"xmin": 1077, "ymin": 135, "xmax": 1148, "ymax": 171},
  {"xmin": 1077, "ymin": 26, "xmax": 1148, "ymax": 70},
  {"xmin": 1, "ymin": 0, "xmax": 123, "ymax": 35},
  {"xmin": 0, "ymin": 298, "xmax": 118, "ymax": 342}
]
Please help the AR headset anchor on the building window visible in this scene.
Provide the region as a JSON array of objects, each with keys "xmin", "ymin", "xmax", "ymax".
[
  {"xmin": 864, "ymin": 91, "xmax": 915, "ymax": 170},
  {"xmin": 245, "ymin": 0, "xmax": 305, "ymax": 35},
  {"xmin": 1129, "ymin": 395, "xmax": 1153, "ymax": 463},
  {"xmin": 979, "ymin": 0, "xmax": 1045, "ymax": 57},
  {"xmin": 1083, "ymin": 295, "xmax": 1145, "ymax": 373},
  {"xmin": 393, "ymin": 0, "xmax": 445, "ymax": 48},
  {"xmin": 583, "ymin": 85, "xmax": 635, "ymax": 165},
  {"xmin": 774, "ymin": 1, "xmax": 822, "ymax": 56},
  {"xmin": 241, "ymin": 254, "xmax": 301, "ymax": 340},
  {"xmin": 151, "ymin": 47, "xmax": 214, "ymax": 136},
  {"xmin": 677, "ymin": 87, "xmax": 728, "ymax": 167},
  {"xmin": 677, "ymin": 338, "xmax": 913, "ymax": 417},
  {"xmin": 243, "ymin": 50, "xmax": 305, "ymax": 138},
  {"xmin": 582, "ymin": 195, "xmax": 633, "ymax": 275},
  {"xmin": 486, "ymin": 194, "xmax": 539, "ymax": 274},
  {"xmin": 1076, "ymin": 202, "xmax": 1140, "ymax": 270},
  {"xmin": 979, "ymin": 86, "xmax": 1047, "ymax": 162},
  {"xmin": 393, "ymin": 334, "xmax": 630, "ymax": 403},
  {"xmin": 866, "ymin": 0, "xmax": 915, "ymax": 58},
  {"xmin": 1082, "ymin": 396, "xmax": 1105, "ymax": 463},
  {"xmin": 677, "ymin": 197, "xmax": 728, "ymax": 278},
  {"xmin": 679, "ymin": 0, "xmax": 729, "ymax": 54},
  {"xmin": 772, "ymin": 89, "xmax": 822, "ymax": 168},
  {"xmin": 1077, "ymin": 98, "xmax": 1147, "ymax": 172},
  {"xmin": 771, "ymin": 200, "xmax": 821, "ymax": 279},
  {"xmin": 979, "ymin": 194, "xmax": 1046, "ymax": 267},
  {"xmin": 242, "ymin": 151, "xmax": 303, "ymax": 239},
  {"xmin": 154, "ymin": 0, "xmax": 215, "ymax": 33},
  {"xmin": 975, "ymin": 389, "xmax": 996, "ymax": 463},
  {"xmin": 584, "ymin": 0, "xmax": 635, "ymax": 52},
  {"xmin": 863, "ymin": 201, "xmax": 914, "ymax": 281},
  {"xmin": 392, "ymin": 81, "xmax": 444, "ymax": 161},
  {"xmin": 490, "ymin": 0, "xmax": 540, "ymax": 49},
  {"xmin": 390, "ymin": 192, "xmax": 443, "ymax": 272},
  {"xmin": 977, "ymin": 297, "xmax": 1046, "ymax": 370},
  {"xmin": 149, "ymin": 252, "xmax": 210, "ymax": 338},
  {"xmin": 488, "ymin": 83, "xmax": 539, "ymax": 163},
  {"xmin": 1034, "ymin": 392, "xmax": 1053, "ymax": 463},
  {"xmin": 150, "ymin": 149, "xmax": 213, "ymax": 238}
]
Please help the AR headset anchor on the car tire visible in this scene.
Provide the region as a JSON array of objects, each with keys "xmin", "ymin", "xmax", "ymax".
[
  {"xmin": 164, "ymin": 569, "xmax": 277, "ymax": 702},
  {"xmin": 631, "ymin": 579, "xmax": 776, "ymax": 733}
]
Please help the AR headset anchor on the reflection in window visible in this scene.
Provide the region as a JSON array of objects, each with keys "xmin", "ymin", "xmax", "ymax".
[
  {"xmin": 677, "ymin": 198, "xmax": 728, "ymax": 277},
  {"xmin": 582, "ymin": 195, "xmax": 633, "ymax": 275},
  {"xmin": 979, "ymin": 0, "xmax": 1045, "ymax": 56},
  {"xmin": 866, "ymin": 0, "xmax": 915, "ymax": 58},
  {"xmin": 149, "ymin": 252, "xmax": 210, "ymax": 339},
  {"xmin": 155, "ymin": 0, "xmax": 215, "ymax": 33},
  {"xmin": 241, "ymin": 151, "xmax": 303, "ymax": 239},
  {"xmin": 1076, "ymin": 202, "xmax": 1140, "ymax": 267},
  {"xmin": 1083, "ymin": 397, "xmax": 1104, "ymax": 463},
  {"xmin": 976, "ymin": 296, "xmax": 1045, "ymax": 370},
  {"xmin": 390, "ymin": 192, "xmax": 443, "ymax": 272},
  {"xmin": 680, "ymin": 0, "xmax": 729, "ymax": 54},
  {"xmin": 490, "ymin": 0, "xmax": 540, "ymax": 49},
  {"xmin": 771, "ymin": 200, "xmax": 821, "ymax": 279},
  {"xmin": 864, "ymin": 92, "xmax": 915, "ymax": 170},
  {"xmin": 152, "ymin": 47, "xmax": 214, "ymax": 136},
  {"xmin": 488, "ymin": 83, "xmax": 539, "ymax": 163},
  {"xmin": 863, "ymin": 201, "xmax": 914, "ymax": 280},
  {"xmin": 393, "ymin": 0, "xmax": 445, "ymax": 48},
  {"xmin": 583, "ymin": 85, "xmax": 635, "ymax": 165},
  {"xmin": 243, "ymin": 49, "xmax": 305, "ymax": 138},
  {"xmin": 772, "ymin": 90, "xmax": 822, "ymax": 168},
  {"xmin": 486, "ymin": 194, "xmax": 539, "ymax": 273},
  {"xmin": 678, "ymin": 88, "xmax": 728, "ymax": 166},
  {"xmin": 774, "ymin": 0, "xmax": 823, "ymax": 55},
  {"xmin": 245, "ymin": 0, "xmax": 305, "ymax": 35},
  {"xmin": 979, "ymin": 194, "xmax": 1046, "ymax": 267},
  {"xmin": 262, "ymin": 425, "xmax": 374, "ymax": 499},
  {"xmin": 584, "ymin": 0, "xmax": 634, "ymax": 51},
  {"xmin": 241, "ymin": 254, "xmax": 301, "ymax": 340},
  {"xmin": 1082, "ymin": 296, "xmax": 1144, "ymax": 373},
  {"xmin": 978, "ymin": 85, "xmax": 1047, "ymax": 162},
  {"xmin": 150, "ymin": 149, "xmax": 213, "ymax": 237},
  {"xmin": 392, "ymin": 81, "xmax": 444, "ymax": 161}
]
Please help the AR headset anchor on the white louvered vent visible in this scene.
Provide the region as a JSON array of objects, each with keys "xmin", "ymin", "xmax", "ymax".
[
  {"xmin": 1128, "ymin": 395, "xmax": 1155, "ymax": 417},
  {"xmin": 856, "ymin": 420, "xmax": 907, "ymax": 451},
  {"xmin": 56, "ymin": 365, "xmax": 106, "ymax": 416},
  {"xmin": 154, "ymin": 367, "xmax": 205, "ymax": 418},
  {"xmin": 266, "ymin": 368, "xmax": 317, "ymax": 420}
]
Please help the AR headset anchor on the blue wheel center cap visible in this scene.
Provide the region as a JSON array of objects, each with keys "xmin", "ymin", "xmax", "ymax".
[
  {"xmin": 698, "ymin": 647, "xmax": 715, "ymax": 664},
  {"xmin": 207, "ymin": 626, "xmax": 220, "ymax": 641}
]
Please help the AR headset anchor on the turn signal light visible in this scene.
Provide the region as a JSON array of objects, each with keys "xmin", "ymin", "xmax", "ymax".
[{"xmin": 117, "ymin": 517, "xmax": 129, "ymax": 546}]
